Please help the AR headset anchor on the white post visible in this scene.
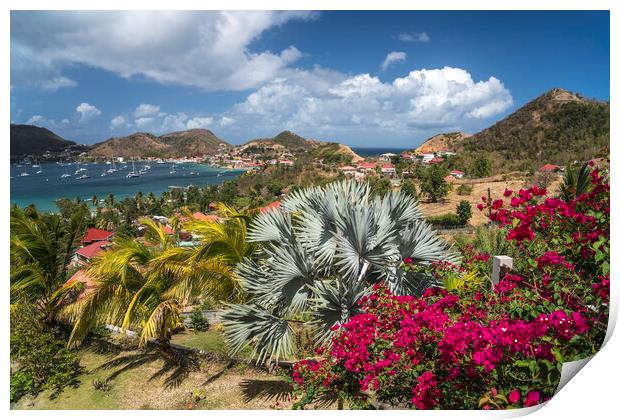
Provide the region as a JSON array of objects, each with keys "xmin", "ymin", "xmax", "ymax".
[{"xmin": 491, "ymin": 256, "xmax": 513, "ymax": 288}]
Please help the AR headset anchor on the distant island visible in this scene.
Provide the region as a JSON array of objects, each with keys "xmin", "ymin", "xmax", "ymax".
[{"xmin": 11, "ymin": 88, "xmax": 609, "ymax": 172}]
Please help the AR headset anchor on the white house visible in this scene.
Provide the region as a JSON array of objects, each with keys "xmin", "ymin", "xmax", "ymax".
[
  {"xmin": 379, "ymin": 152, "xmax": 398, "ymax": 162},
  {"xmin": 422, "ymin": 153, "xmax": 435, "ymax": 163}
]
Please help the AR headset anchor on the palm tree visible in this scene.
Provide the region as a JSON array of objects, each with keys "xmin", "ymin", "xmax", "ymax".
[
  {"xmin": 91, "ymin": 195, "xmax": 98, "ymax": 207},
  {"xmin": 560, "ymin": 162, "xmax": 592, "ymax": 202},
  {"xmin": 10, "ymin": 206, "xmax": 86, "ymax": 324},
  {"xmin": 66, "ymin": 218, "xmax": 234, "ymax": 351},
  {"xmin": 182, "ymin": 203, "xmax": 257, "ymax": 302},
  {"xmin": 221, "ymin": 180, "xmax": 458, "ymax": 363}
]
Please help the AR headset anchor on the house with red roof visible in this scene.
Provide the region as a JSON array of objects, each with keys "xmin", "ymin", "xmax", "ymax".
[
  {"xmin": 74, "ymin": 240, "xmax": 111, "ymax": 266},
  {"xmin": 539, "ymin": 164, "xmax": 560, "ymax": 173},
  {"xmin": 65, "ymin": 269, "xmax": 97, "ymax": 299},
  {"xmin": 450, "ymin": 170, "xmax": 464, "ymax": 179},
  {"xmin": 356, "ymin": 162, "xmax": 377, "ymax": 173},
  {"xmin": 259, "ymin": 201, "xmax": 282, "ymax": 214},
  {"xmin": 429, "ymin": 157, "xmax": 445, "ymax": 165},
  {"xmin": 339, "ymin": 165, "xmax": 357, "ymax": 176},
  {"xmin": 81, "ymin": 227, "xmax": 114, "ymax": 245},
  {"xmin": 380, "ymin": 163, "xmax": 396, "ymax": 176},
  {"xmin": 192, "ymin": 212, "xmax": 220, "ymax": 222}
]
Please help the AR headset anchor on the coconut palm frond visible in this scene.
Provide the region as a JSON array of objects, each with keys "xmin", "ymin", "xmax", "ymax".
[
  {"xmin": 221, "ymin": 303, "xmax": 295, "ymax": 364},
  {"xmin": 139, "ymin": 299, "xmax": 181, "ymax": 347}
]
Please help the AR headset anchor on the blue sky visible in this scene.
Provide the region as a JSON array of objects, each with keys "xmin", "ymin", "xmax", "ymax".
[{"xmin": 10, "ymin": 10, "xmax": 609, "ymax": 147}]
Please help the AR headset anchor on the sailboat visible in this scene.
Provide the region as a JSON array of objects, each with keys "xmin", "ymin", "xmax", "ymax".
[
  {"xmin": 126, "ymin": 160, "xmax": 140, "ymax": 178},
  {"xmin": 61, "ymin": 167, "xmax": 71, "ymax": 178},
  {"xmin": 18, "ymin": 171, "xmax": 30, "ymax": 177},
  {"xmin": 107, "ymin": 157, "xmax": 118, "ymax": 173},
  {"xmin": 77, "ymin": 169, "xmax": 90, "ymax": 180},
  {"xmin": 169, "ymin": 164, "xmax": 177, "ymax": 174}
]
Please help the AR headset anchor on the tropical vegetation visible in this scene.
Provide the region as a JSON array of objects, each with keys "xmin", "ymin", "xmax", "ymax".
[
  {"xmin": 290, "ymin": 162, "xmax": 609, "ymax": 409},
  {"xmin": 221, "ymin": 180, "xmax": 458, "ymax": 363}
]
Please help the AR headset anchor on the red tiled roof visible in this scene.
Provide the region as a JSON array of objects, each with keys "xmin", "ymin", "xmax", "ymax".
[
  {"xmin": 429, "ymin": 157, "xmax": 445, "ymax": 164},
  {"xmin": 259, "ymin": 201, "xmax": 282, "ymax": 214},
  {"xmin": 76, "ymin": 240, "xmax": 111, "ymax": 260},
  {"xmin": 66, "ymin": 269, "xmax": 96, "ymax": 289},
  {"xmin": 450, "ymin": 170, "xmax": 464, "ymax": 175},
  {"xmin": 357, "ymin": 162, "xmax": 376, "ymax": 169},
  {"xmin": 539, "ymin": 164, "xmax": 559, "ymax": 172},
  {"xmin": 193, "ymin": 212, "xmax": 220, "ymax": 222},
  {"xmin": 82, "ymin": 227, "xmax": 113, "ymax": 244}
]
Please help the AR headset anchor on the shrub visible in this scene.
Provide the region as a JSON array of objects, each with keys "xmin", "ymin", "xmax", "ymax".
[
  {"xmin": 428, "ymin": 213, "xmax": 462, "ymax": 227},
  {"xmin": 456, "ymin": 201, "xmax": 472, "ymax": 225},
  {"xmin": 189, "ymin": 307, "xmax": 210, "ymax": 332},
  {"xmin": 92, "ymin": 378, "xmax": 112, "ymax": 393},
  {"xmin": 10, "ymin": 305, "xmax": 83, "ymax": 402},
  {"xmin": 456, "ymin": 184, "xmax": 473, "ymax": 196}
]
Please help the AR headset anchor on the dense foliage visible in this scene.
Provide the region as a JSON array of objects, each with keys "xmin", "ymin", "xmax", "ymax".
[
  {"xmin": 221, "ymin": 180, "xmax": 458, "ymax": 363},
  {"xmin": 11, "ymin": 305, "xmax": 83, "ymax": 402},
  {"xmin": 291, "ymin": 163, "xmax": 609, "ymax": 409}
]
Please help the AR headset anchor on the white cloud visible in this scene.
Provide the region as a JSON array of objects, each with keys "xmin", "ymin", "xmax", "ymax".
[
  {"xmin": 219, "ymin": 116, "xmax": 234, "ymax": 127},
  {"xmin": 222, "ymin": 66, "xmax": 513, "ymax": 141},
  {"xmin": 41, "ymin": 76, "xmax": 77, "ymax": 91},
  {"xmin": 11, "ymin": 11, "xmax": 315, "ymax": 91},
  {"xmin": 381, "ymin": 52, "xmax": 407, "ymax": 71},
  {"xmin": 26, "ymin": 115, "xmax": 47, "ymax": 125},
  {"xmin": 76, "ymin": 102, "xmax": 102, "ymax": 122},
  {"xmin": 186, "ymin": 117, "xmax": 214, "ymax": 129},
  {"xmin": 110, "ymin": 115, "xmax": 127, "ymax": 129},
  {"xmin": 134, "ymin": 104, "xmax": 160, "ymax": 118},
  {"xmin": 398, "ymin": 32, "xmax": 430, "ymax": 43}
]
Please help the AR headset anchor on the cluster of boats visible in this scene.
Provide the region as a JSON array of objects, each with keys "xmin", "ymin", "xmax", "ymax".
[{"xmin": 12, "ymin": 158, "xmax": 216, "ymax": 181}]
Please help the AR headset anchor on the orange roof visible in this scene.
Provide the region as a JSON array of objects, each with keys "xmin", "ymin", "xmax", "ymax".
[
  {"xmin": 259, "ymin": 201, "xmax": 282, "ymax": 214},
  {"xmin": 539, "ymin": 164, "xmax": 559, "ymax": 172},
  {"xmin": 66, "ymin": 270, "xmax": 97, "ymax": 298},
  {"xmin": 82, "ymin": 227, "xmax": 113, "ymax": 244},
  {"xmin": 193, "ymin": 212, "xmax": 220, "ymax": 222},
  {"xmin": 76, "ymin": 240, "xmax": 111, "ymax": 260}
]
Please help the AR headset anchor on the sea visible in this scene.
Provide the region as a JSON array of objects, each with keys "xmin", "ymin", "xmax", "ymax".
[
  {"xmin": 10, "ymin": 161, "xmax": 245, "ymax": 213},
  {"xmin": 351, "ymin": 147, "xmax": 406, "ymax": 157}
]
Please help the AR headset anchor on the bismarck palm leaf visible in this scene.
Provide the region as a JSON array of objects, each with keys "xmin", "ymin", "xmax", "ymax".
[
  {"xmin": 309, "ymin": 278, "xmax": 369, "ymax": 345},
  {"xmin": 221, "ymin": 303, "xmax": 294, "ymax": 364},
  {"xmin": 222, "ymin": 180, "xmax": 458, "ymax": 363}
]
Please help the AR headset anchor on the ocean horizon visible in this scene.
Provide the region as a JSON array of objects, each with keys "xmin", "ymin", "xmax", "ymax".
[
  {"xmin": 10, "ymin": 162, "xmax": 245, "ymax": 213},
  {"xmin": 351, "ymin": 147, "xmax": 406, "ymax": 157}
]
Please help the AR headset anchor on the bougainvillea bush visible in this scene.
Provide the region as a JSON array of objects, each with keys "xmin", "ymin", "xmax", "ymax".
[{"xmin": 291, "ymin": 163, "xmax": 609, "ymax": 410}]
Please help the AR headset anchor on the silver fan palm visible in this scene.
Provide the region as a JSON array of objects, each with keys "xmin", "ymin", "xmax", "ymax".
[{"xmin": 222, "ymin": 180, "xmax": 459, "ymax": 363}]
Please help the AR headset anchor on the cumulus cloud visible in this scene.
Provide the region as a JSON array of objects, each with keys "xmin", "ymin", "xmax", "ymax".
[
  {"xmin": 26, "ymin": 115, "xmax": 47, "ymax": 125},
  {"xmin": 398, "ymin": 32, "xmax": 430, "ymax": 43},
  {"xmin": 41, "ymin": 76, "xmax": 77, "ymax": 91},
  {"xmin": 219, "ymin": 116, "xmax": 234, "ymax": 127},
  {"xmin": 186, "ymin": 117, "xmax": 214, "ymax": 129},
  {"xmin": 222, "ymin": 66, "xmax": 513, "ymax": 140},
  {"xmin": 110, "ymin": 115, "xmax": 127, "ymax": 129},
  {"xmin": 11, "ymin": 11, "xmax": 315, "ymax": 91},
  {"xmin": 76, "ymin": 102, "xmax": 102, "ymax": 122},
  {"xmin": 134, "ymin": 104, "xmax": 161, "ymax": 118},
  {"xmin": 381, "ymin": 52, "xmax": 407, "ymax": 71}
]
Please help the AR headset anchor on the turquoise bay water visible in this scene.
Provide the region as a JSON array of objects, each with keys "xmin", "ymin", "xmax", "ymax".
[{"xmin": 10, "ymin": 162, "xmax": 245, "ymax": 213}]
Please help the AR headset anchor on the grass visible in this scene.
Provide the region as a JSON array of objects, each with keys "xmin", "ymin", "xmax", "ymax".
[
  {"xmin": 12, "ymin": 332, "xmax": 300, "ymax": 410},
  {"xmin": 171, "ymin": 329, "xmax": 254, "ymax": 359}
]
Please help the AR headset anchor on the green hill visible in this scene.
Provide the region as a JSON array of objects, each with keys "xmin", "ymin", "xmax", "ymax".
[{"xmin": 459, "ymin": 88, "xmax": 609, "ymax": 171}]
